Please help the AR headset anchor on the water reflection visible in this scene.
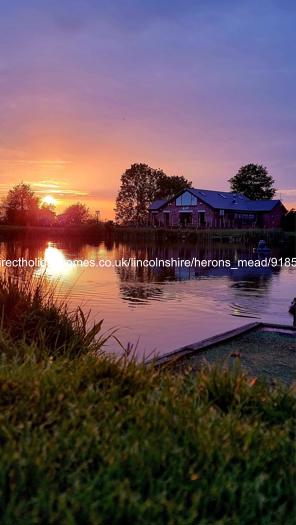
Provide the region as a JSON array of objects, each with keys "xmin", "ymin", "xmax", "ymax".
[
  {"xmin": 120, "ymin": 285, "xmax": 164, "ymax": 305},
  {"xmin": 37, "ymin": 244, "xmax": 74, "ymax": 279},
  {"xmin": 0, "ymin": 237, "xmax": 295, "ymax": 356},
  {"xmin": 114, "ymin": 241, "xmax": 283, "ymax": 297}
]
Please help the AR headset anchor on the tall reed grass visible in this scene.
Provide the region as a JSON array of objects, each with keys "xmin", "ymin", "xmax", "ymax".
[{"xmin": 0, "ymin": 270, "xmax": 113, "ymax": 359}]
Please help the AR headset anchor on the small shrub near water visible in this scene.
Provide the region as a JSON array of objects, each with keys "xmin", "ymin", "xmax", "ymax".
[
  {"xmin": 0, "ymin": 272, "xmax": 295, "ymax": 525},
  {"xmin": 0, "ymin": 271, "xmax": 111, "ymax": 359}
]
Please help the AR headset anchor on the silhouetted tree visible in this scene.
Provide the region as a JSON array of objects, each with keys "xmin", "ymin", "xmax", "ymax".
[
  {"xmin": 37, "ymin": 204, "xmax": 56, "ymax": 226},
  {"xmin": 3, "ymin": 183, "xmax": 40, "ymax": 225},
  {"xmin": 115, "ymin": 163, "xmax": 191, "ymax": 224},
  {"xmin": 58, "ymin": 203, "xmax": 90, "ymax": 225},
  {"xmin": 283, "ymin": 209, "xmax": 296, "ymax": 232},
  {"xmin": 154, "ymin": 173, "xmax": 192, "ymax": 200},
  {"xmin": 229, "ymin": 164, "xmax": 276, "ymax": 200}
]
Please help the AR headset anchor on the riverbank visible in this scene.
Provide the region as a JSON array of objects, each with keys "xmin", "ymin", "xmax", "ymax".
[
  {"xmin": 1, "ymin": 346, "xmax": 295, "ymax": 525},
  {"xmin": 115, "ymin": 226, "xmax": 290, "ymax": 244},
  {"xmin": 0, "ymin": 272, "xmax": 295, "ymax": 524},
  {"xmin": 0, "ymin": 224, "xmax": 107, "ymax": 240},
  {"xmin": 0, "ymin": 223, "xmax": 295, "ymax": 245}
]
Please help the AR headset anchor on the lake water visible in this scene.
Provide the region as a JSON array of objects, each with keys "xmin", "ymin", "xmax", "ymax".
[{"xmin": 1, "ymin": 236, "xmax": 295, "ymax": 360}]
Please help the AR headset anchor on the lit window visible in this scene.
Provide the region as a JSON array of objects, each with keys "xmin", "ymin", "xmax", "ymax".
[{"xmin": 176, "ymin": 191, "xmax": 197, "ymax": 206}]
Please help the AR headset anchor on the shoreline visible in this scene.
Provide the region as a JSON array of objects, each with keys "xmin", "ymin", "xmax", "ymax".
[{"xmin": 0, "ymin": 224, "xmax": 294, "ymax": 244}]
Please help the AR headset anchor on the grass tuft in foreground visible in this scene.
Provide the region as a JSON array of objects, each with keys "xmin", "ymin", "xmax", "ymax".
[{"xmin": 0, "ymin": 271, "xmax": 113, "ymax": 359}]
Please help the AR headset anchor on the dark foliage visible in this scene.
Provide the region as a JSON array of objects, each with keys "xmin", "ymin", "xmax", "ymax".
[
  {"xmin": 115, "ymin": 163, "xmax": 191, "ymax": 224},
  {"xmin": 229, "ymin": 164, "xmax": 276, "ymax": 200}
]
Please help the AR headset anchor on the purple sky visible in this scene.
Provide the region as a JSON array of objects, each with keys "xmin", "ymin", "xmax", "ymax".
[{"xmin": 1, "ymin": 0, "xmax": 295, "ymax": 216}]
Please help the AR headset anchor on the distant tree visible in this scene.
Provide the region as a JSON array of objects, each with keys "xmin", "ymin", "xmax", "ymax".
[
  {"xmin": 3, "ymin": 183, "xmax": 40, "ymax": 225},
  {"xmin": 229, "ymin": 164, "xmax": 276, "ymax": 200},
  {"xmin": 41, "ymin": 201, "xmax": 56, "ymax": 213},
  {"xmin": 58, "ymin": 203, "xmax": 90, "ymax": 225},
  {"xmin": 37, "ymin": 204, "xmax": 56, "ymax": 226},
  {"xmin": 283, "ymin": 209, "xmax": 296, "ymax": 232},
  {"xmin": 115, "ymin": 163, "xmax": 191, "ymax": 224}
]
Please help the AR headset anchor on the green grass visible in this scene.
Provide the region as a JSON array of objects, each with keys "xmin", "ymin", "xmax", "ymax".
[
  {"xmin": 0, "ymin": 272, "xmax": 295, "ymax": 525},
  {"xmin": 0, "ymin": 350, "xmax": 295, "ymax": 525}
]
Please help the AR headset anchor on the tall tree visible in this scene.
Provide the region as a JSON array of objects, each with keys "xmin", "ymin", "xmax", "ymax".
[
  {"xmin": 115, "ymin": 163, "xmax": 191, "ymax": 224},
  {"xmin": 154, "ymin": 173, "xmax": 192, "ymax": 200},
  {"xmin": 3, "ymin": 183, "xmax": 40, "ymax": 225},
  {"xmin": 229, "ymin": 164, "xmax": 276, "ymax": 200}
]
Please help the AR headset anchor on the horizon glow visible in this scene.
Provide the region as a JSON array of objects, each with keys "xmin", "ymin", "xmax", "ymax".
[{"xmin": 1, "ymin": 0, "xmax": 295, "ymax": 217}]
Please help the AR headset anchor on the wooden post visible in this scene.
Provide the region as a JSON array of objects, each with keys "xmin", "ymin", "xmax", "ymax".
[{"xmin": 289, "ymin": 298, "xmax": 296, "ymax": 328}]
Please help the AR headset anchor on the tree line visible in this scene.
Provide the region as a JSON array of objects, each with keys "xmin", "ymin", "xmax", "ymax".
[
  {"xmin": 115, "ymin": 162, "xmax": 277, "ymax": 224},
  {"xmin": 2, "ymin": 163, "xmax": 294, "ymax": 229},
  {"xmin": 1, "ymin": 183, "xmax": 90, "ymax": 226}
]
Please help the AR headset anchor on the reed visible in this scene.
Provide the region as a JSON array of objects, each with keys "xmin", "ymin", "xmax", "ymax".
[{"xmin": 0, "ymin": 270, "xmax": 113, "ymax": 359}]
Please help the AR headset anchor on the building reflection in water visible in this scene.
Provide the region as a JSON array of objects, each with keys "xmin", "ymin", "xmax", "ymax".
[{"xmin": 113, "ymin": 241, "xmax": 286, "ymax": 303}]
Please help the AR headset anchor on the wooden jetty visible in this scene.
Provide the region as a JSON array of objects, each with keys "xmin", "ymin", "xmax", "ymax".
[{"xmin": 149, "ymin": 322, "xmax": 296, "ymax": 367}]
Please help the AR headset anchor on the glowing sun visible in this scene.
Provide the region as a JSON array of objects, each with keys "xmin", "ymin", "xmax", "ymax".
[{"xmin": 42, "ymin": 195, "xmax": 57, "ymax": 206}]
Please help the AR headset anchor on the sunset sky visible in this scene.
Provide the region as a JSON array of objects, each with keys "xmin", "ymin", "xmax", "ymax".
[{"xmin": 1, "ymin": 0, "xmax": 295, "ymax": 218}]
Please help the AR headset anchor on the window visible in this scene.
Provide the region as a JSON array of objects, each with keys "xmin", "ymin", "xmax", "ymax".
[
  {"xmin": 198, "ymin": 211, "xmax": 205, "ymax": 225},
  {"xmin": 179, "ymin": 212, "xmax": 192, "ymax": 226},
  {"xmin": 176, "ymin": 191, "xmax": 197, "ymax": 206},
  {"xmin": 237, "ymin": 213, "xmax": 256, "ymax": 221},
  {"xmin": 219, "ymin": 209, "xmax": 225, "ymax": 216}
]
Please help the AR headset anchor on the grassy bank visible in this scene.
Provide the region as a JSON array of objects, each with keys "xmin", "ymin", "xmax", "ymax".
[
  {"xmin": 1, "ymin": 224, "xmax": 294, "ymax": 245},
  {"xmin": 0, "ymin": 224, "xmax": 107, "ymax": 240},
  {"xmin": 0, "ymin": 273, "xmax": 295, "ymax": 524},
  {"xmin": 1, "ymin": 352, "xmax": 295, "ymax": 525},
  {"xmin": 110, "ymin": 226, "xmax": 291, "ymax": 245}
]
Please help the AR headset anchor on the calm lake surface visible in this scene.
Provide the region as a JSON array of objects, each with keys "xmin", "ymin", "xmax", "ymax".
[{"xmin": 2, "ymin": 237, "xmax": 295, "ymax": 359}]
